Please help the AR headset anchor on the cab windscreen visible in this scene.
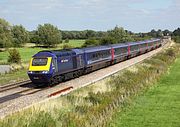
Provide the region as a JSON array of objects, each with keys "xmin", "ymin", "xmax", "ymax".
[{"xmin": 32, "ymin": 58, "xmax": 48, "ymax": 66}]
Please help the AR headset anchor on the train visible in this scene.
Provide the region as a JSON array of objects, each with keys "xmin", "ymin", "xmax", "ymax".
[{"xmin": 28, "ymin": 39, "xmax": 163, "ymax": 86}]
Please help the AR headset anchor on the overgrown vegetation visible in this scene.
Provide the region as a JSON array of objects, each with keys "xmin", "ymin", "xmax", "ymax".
[{"xmin": 0, "ymin": 43, "xmax": 179, "ymax": 127}]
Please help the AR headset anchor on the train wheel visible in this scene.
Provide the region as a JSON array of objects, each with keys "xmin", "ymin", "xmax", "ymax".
[
  {"xmin": 54, "ymin": 76, "xmax": 59, "ymax": 84},
  {"xmin": 48, "ymin": 78, "xmax": 54, "ymax": 87},
  {"xmin": 73, "ymin": 73, "xmax": 76, "ymax": 78},
  {"xmin": 78, "ymin": 70, "xmax": 83, "ymax": 76},
  {"xmin": 57, "ymin": 76, "xmax": 63, "ymax": 83}
]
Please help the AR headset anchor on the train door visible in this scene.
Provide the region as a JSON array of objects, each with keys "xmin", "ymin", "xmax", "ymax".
[
  {"xmin": 111, "ymin": 48, "xmax": 114, "ymax": 61},
  {"xmin": 79, "ymin": 55, "xmax": 84, "ymax": 67},
  {"xmin": 52, "ymin": 57, "xmax": 58, "ymax": 73},
  {"xmin": 128, "ymin": 45, "xmax": 131, "ymax": 56},
  {"xmin": 76, "ymin": 54, "xmax": 84, "ymax": 68}
]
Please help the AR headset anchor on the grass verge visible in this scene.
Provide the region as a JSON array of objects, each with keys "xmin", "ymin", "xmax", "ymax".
[{"xmin": 0, "ymin": 68, "xmax": 28, "ymax": 86}]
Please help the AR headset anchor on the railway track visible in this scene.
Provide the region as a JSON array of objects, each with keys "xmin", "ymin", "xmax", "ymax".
[
  {"xmin": 0, "ymin": 88, "xmax": 32, "ymax": 103},
  {"xmin": 0, "ymin": 80, "xmax": 32, "ymax": 93},
  {"xmin": 0, "ymin": 83, "xmax": 48, "ymax": 104},
  {"xmin": 0, "ymin": 80, "xmax": 47, "ymax": 104}
]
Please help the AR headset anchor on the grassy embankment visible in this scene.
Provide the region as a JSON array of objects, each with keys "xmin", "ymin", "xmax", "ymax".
[
  {"xmin": 109, "ymin": 53, "xmax": 180, "ymax": 127},
  {"xmin": 0, "ymin": 40, "xmax": 85, "ymax": 85},
  {"xmin": 0, "ymin": 43, "xmax": 179, "ymax": 127}
]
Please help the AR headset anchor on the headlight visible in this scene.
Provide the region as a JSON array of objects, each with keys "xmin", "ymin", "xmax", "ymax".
[
  {"xmin": 42, "ymin": 71, "xmax": 49, "ymax": 74},
  {"xmin": 28, "ymin": 71, "xmax": 33, "ymax": 74}
]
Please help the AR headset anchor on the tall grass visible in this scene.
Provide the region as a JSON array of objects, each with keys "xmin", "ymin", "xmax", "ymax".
[{"xmin": 0, "ymin": 44, "xmax": 179, "ymax": 127}]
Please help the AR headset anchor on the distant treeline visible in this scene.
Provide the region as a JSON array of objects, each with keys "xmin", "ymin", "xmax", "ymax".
[{"xmin": 0, "ymin": 18, "xmax": 180, "ymax": 48}]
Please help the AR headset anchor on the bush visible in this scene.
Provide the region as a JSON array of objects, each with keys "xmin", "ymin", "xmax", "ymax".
[
  {"xmin": 7, "ymin": 49, "xmax": 21, "ymax": 63},
  {"xmin": 64, "ymin": 38, "xmax": 69, "ymax": 43},
  {"xmin": 82, "ymin": 38, "xmax": 99, "ymax": 47},
  {"xmin": 172, "ymin": 36, "xmax": 180, "ymax": 43},
  {"xmin": 100, "ymin": 36, "xmax": 116, "ymax": 45},
  {"xmin": 62, "ymin": 44, "xmax": 73, "ymax": 49},
  {"xmin": 165, "ymin": 48, "xmax": 176, "ymax": 57}
]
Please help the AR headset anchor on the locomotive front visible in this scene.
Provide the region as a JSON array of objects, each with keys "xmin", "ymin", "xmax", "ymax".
[{"xmin": 27, "ymin": 51, "xmax": 57, "ymax": 84}]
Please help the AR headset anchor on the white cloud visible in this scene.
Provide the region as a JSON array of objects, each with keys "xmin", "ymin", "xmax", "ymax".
[{"xmin": 0, "ymin": 0, "xmax": 179, "ymax": 32}]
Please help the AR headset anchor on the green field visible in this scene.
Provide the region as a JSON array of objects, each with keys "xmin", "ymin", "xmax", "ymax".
[
  {"xmin": 60, "ymin": 39, "xmax": 85, "ymax": 48},
  {"xmin": 0, "ymin": 40, "xmax": 85, "ymax": 64},
  {"xmin": 109, "ymin": 58, "xmax": 180, "ymax": 127}
]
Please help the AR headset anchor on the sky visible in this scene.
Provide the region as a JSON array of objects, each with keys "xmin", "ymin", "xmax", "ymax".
[{"xmin": 0, "ymin": 0, "xmax": 179, "ymax": 32}]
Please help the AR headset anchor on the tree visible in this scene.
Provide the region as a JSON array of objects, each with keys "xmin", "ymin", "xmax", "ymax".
[
  {"xmin": 163, "ymin": 29, "xmax": 172, "ymax": 36},
  {"xmin": 157, "ymin": 29, "xmax": 163, "ymax": 37},
  {"xmin": 0, "ymin": 18, "xmax": 13, "ymax": 48},
  {"xmin": 37, "ymin": 24, "xmax": 62, "ymax": 47},
  {"xmin": 85, "ymin": 30, "xmax": 96, "ymax": 39},
  {"xmin": 173, "ymin": 28, "xmax": 180, "ymax": 36},
  {"xmin": 12, "ymin": 25, "xmax": 29, "ymax": 47},
  {"xmin": 103, "ymin": 26, "xmax": 134, "ymax": 44},
  {"xmin": 61, "ymin": 30, "xmax": 106, "ymax": 40},
  {"xmin": 29, "ymin": 30, "xmax": 39, "ymax": 44},
  {"xmin": 148, "ymin": 29, "xmax": 163, "ymax": 38},
  {"xmin": 172, "ymin": 28, "xmax": 180, "ymax": 43},
  {"xmin": 148, "ymin": 29, "xmax": 157, "ymax": 37},
  {"xmin": 100, "ymin": 36, "xmax": 116, "ymax": 45}
]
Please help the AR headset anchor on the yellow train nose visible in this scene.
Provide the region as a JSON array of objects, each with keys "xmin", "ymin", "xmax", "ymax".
[{"xmin": 28, "ymin": 57, "xmax": 52, "ymax": 71}]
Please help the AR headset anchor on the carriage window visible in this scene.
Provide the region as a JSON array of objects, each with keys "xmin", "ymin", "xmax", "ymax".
[{"xmin": 131, "ymin": 45, "xmax": 137, "ymax": 51}]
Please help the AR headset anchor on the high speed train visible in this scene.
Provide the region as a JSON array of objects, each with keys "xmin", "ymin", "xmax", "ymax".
[{"xmin": 28, "ymin": 39, "xmax": 163, "ymax": 86}]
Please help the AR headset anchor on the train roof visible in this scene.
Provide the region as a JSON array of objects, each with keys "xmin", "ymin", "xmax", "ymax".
[
  {"xmin": 82, "ymin": 45, "xmax": 111, "ymax": 53},
  {"xmin": 127, "ymin": 39, "xmax": 160, "ymax": 46},
  {"xmin": 36, "ymin": 48, "xmax": 84, "ymax": 57},
  {"xmin": 33, "ymin": 51, "xmax": 57, "ymax": 57},
  {"xmin": 111, "ymin": 43, "xmax": 128, "ymax": 48},
  {"xmin": 34, "ymin": 38, "xmax": 161, "ymax": 57},
  {"xmin": 147, "ymin": 39, "xmax": 160, "ymax": 42},
  {"xmin": 128, "ymin": 41, "xmax": 147, "ymax": 46}
]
